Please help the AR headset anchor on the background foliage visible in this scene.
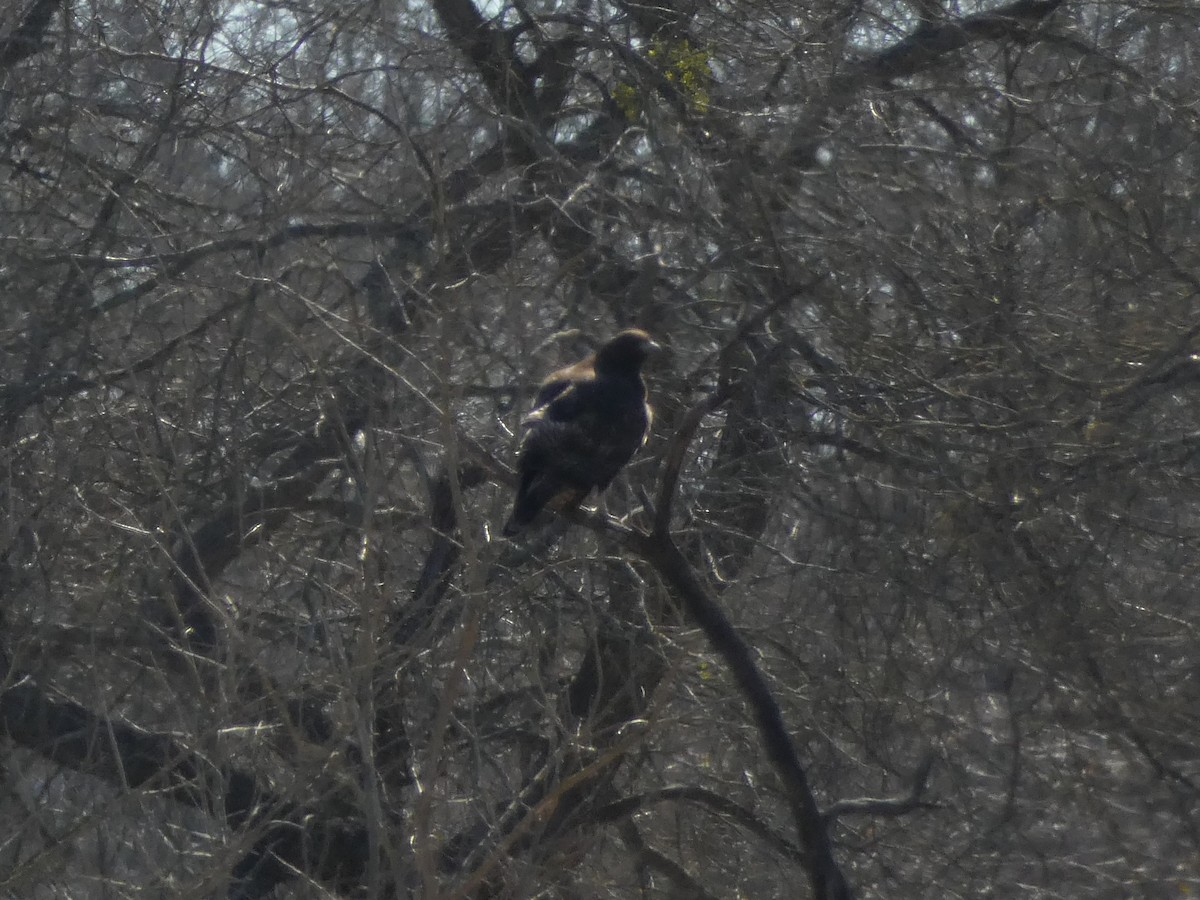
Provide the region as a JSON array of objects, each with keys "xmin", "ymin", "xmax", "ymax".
[{"xmin": 2, "ymin": 0, "xmax": 1198, "ymax": 896}]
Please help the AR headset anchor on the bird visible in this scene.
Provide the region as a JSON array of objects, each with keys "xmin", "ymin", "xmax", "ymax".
[{"xmin": 502, "ymin": 329, "xmax": 661, "ymax": 536}]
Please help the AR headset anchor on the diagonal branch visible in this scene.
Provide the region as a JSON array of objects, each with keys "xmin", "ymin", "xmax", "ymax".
[
  {"xmin": 629, "ymin": 530, "xmax": 853, "ymax": 900},
  {"xmin": 856, "ymin": 0, "xmax": 1066, "ymax": 82},
  {"xmin": 0, "ymin": 0, "xmax": 59, "ymax": 71},
  {"xmin": 431, "ymin": 0, "xmax": 535, "ymax": 115},
  {"xmin": 0, "ymin": 672, "xmax": 374, "ymax": 899},
  {"xmin": 785, "ymin": 0, "xmax": 1067, "ymax": 167},
  {"xmin": 619, "ymin": 821, "xmax": 720, "ymax": 900},
  {"xmin": 594, "ymin": 785, "xmax": 803, "ymax": 860}
]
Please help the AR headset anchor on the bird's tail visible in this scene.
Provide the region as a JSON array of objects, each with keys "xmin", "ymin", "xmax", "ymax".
[
  {"xmin": 502, "ymin": 484, "xmax": 587, "ymax": 537},
  {"xmin": 501, "ymin": 513, "xmax": 529, "ymax": 538},
  {"xmin": 501, "ymin": 502, "xmax": 533, "ymax": 537}
]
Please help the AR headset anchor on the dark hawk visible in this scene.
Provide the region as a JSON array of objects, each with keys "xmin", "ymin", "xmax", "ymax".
[{"xmin": 503, "ymin": 329, "xmax": 660, "ymax": 536}]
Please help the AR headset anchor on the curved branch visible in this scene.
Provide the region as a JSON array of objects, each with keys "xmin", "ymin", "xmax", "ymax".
[
  {"xmin": 629, "ymin": 530, "xmax": 853, "ymax": 900},
  {"xmin": 857, "ymin": 0, "xmax": 1065, "ymax": 83},
  {"xmin": 594, "ymin": 785, "xmax": 802, "ymax": 860},
  {"xmin": 786, "ymin": 0, "xmax": 1066, "ymax": 167},
  {"xmin": 619, "ymin": 821, "xmax": 720, "ymax": 900},
  {"xmin": 824, "ymin": 750, "xmax": 938, "ymax": 822}
]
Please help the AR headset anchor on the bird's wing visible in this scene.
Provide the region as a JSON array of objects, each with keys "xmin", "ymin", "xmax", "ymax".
[
  {"xmin": 524, "ymin": 378, "xmax": 604, "ymax": 428},
  {"xmin": 523, "ymin": 360, "xmax": 596, "ymax": 422},
  {"xmin": 531, "ymin": 373, "xmax": 576, "ymax": 410}
]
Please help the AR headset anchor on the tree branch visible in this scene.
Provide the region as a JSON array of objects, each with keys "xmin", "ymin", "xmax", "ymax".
[
  {"xmin": 0, "ymin": 672, "xmax": 373, "ymax": 899},
  {"xmin": 653, "ymin": 390, "xmax": 728, "ymax": 536},
  {"xmin": 857, "ymin": 0, "xmax": 1066, "ymax": 83},
  {"xmin": 594, "ymin": 785, "xmax": 803, "ymax": 860},
  {"xmin": 629, "ymin": 530, "xmax": 853, "ymax": 900},
  {"xmin": 619, "ymin": 821, "xmax": 720, "ymax": 900},
  {"xmin": 824, "ymin": 750, "xmax": 939, "ymax": 822},
  {"xmin": 431, "ymin": 0, "xmax": 535, "ymax": 115},
  {"xmin": 0, "ymin": 0, "xmax": 59, "ymax": 72}
]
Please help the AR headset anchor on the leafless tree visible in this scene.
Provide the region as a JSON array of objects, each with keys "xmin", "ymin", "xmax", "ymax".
[{"xmin": 2, "ymin": 0, "xmax": 1198, "ymax": 897}]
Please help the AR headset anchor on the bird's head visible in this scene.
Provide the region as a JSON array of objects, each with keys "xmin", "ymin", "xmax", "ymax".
[{"xmin": 593, "ymin": 329, "xmax": 662, "ymax": 376}]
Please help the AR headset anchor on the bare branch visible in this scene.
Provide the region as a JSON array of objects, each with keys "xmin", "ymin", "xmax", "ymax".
[
  {"xmin": 0, "ymin": 0, "xmax": 59, "ymax": 71},
  {"xmin": 824, "ymin": 751, "xmax": 939, "ymax": 823},
  {"xmin": 630, "ymin": 530, "xmax": 853, "ymax": 900}
]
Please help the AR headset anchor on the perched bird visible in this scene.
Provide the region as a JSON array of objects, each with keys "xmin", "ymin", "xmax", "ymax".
[{"xmin": 503, "ymin": 329, "xmax": 661, "ymax": 536}]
